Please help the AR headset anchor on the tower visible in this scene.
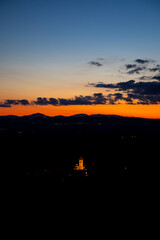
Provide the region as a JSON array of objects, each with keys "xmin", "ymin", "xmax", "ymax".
[
  {"xmin": 79, "ymin": 156, "xmax": 84, "ymax": 170},
  {"xmin": 73, "ymin": 156, "xmax": 84, "ymax": 170}
]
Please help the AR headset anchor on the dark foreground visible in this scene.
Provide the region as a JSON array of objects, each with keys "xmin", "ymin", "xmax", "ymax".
[{"xmin": 1, "ymin": 114, "xmax": 160, "ymax": 190}]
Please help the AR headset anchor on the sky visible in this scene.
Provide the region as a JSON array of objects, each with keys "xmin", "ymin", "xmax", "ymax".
[{"xmin": 0, "ymin": 0, "xmax": 160, "ymax": 118}]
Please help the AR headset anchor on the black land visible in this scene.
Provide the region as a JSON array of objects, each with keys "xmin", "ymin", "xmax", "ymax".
[{"xmin": 1, "ymin": 114, "xmax": 160, "ymax": 186}]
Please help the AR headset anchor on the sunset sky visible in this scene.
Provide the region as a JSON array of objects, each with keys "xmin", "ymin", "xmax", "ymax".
[{"xmin": 0, "ymin": 0, "xmax": 160, "ymax": 118}]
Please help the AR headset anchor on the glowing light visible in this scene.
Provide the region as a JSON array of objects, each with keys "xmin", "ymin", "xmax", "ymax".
[{"xmin": 74, "ymin": 156, "xmax": 85, "ymax": 170}]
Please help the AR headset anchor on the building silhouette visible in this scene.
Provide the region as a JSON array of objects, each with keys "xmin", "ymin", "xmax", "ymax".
[{"xmin": 74, "ymin": 156, "xmax": 85, "ymax": 170}]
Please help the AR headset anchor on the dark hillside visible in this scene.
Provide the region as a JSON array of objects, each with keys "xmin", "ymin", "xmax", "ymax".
[{"xmin": 1, "ymin": 114, "xmax": 159, "ymax": 186}]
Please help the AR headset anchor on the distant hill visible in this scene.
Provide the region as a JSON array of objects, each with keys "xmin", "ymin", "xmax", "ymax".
[
  {"xmin": 0, "ymin": 115, "xmax": 18, "ymax": 118},
  {"xmin": 0, "ymin": 112, "xmax": 160, "ymax": 121},
  {"xmin": 90, "ymin": 114, "xmax": 121, "ymax": 118},
  {"xmin": 70, "ymin": 114, "xmax": 89, "ymax": 118},
  {"xmin": 53, "ymin": 115, "xmax": 66, "ymax": 118},
  {"xmin": 22, "ymin": 113, "xmax": 49, "ymax": 118}
]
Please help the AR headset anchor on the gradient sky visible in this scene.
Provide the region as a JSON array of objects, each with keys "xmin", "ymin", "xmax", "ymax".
[{"xmin": 0, "ymin": 0, "xmax": 160, "ymax": 118}]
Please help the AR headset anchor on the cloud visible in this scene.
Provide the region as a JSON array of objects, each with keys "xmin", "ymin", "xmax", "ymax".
[
  {"xmin": 0, "ymin": 103, "xmax": 11, "ymax": 108},
  {"xmin": 33, "ymin": 97, "xmax": 49, "ymax": 105},
  {"xmin": 88, "ymin": 80, "xmax": 136, "ymax": 90},
  {"xmin": 88, "ymin": 80, "xmax": 160, "ymax": 104},
  {"xmin": 125, "ymin": 64, "xmax": 137, "ymax": 69},
  {"xmin": 124, "ymin": 61, "xmax": 146, "ymax": 75},
  {"xmin": 127, "ymin": 67, "xmax": 146, "ymax": 75},
  {"xmin": 58, "ymin": 96, "xmax": 93, "ymax": 106},
  {"xmin": 1, "ymin": 85, "xmax": 160, "ymax": 108},
  {"xmin": 49, "ymin": 98, "xmax": 59, "ymax": 105},
  {"xmin": 152, "ymin": 74, "xmax": 160, "ymax": 81},
  {"xmin": 58, "ymin": 94, "xmax": 107, "ymax": 105},
  {"xmin": 89, "ymin": 80, "xmax": 160, "ymax": 95},
  {"xmin": 106, "ymin": 93, "xmax": 134, "ymax": 104},
  {"xmin": 0, "ymin": 94, "xmax": 107, "ymax": 108},
  {"xmin": 1, "ymin": 57, "xmax": 160, "ymax": 108},
  {"xmin": 93, "ymin": 93, "xmax": 107, "ymax": 104},
  {"xmin": 33, "ymin": 97, "xmax": 58, "ymax": 106},
  {"xmin": 88, "ymin": 61, "xmax": 103, "ymax": 67},
  {"xmin": 4, "ymin": 99, "xmax": 30, "ymax": 105},
  {"xmin": 138, "ymin": 73, "xmax": 160, "ymax": 81},
  {"xmin": 124, "ymin": 59, "xmax": 159, "ymax": 75},
  {"xmin": 138, "ymin": 76, "xmax": 151, "ymax": 80},
  {"xmin": 149, "ymin": 66, "xmax": 160, "ymax": 72},
  {"xmin": 134, "ymin": 59, "xmax": 153, "ymax": 64},
  {"xmin": 0, "ymin": 99, "xmax": 29, "ymax": 108}
]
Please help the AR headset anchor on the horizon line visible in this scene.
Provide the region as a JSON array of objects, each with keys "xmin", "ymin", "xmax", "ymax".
[{"xmin": 0, "ymin": 112, "xmax": 160, "ymax": 120}]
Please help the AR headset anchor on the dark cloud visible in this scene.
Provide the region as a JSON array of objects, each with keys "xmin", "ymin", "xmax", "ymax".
[
  {"xmin": 88, "ymin": 61, "xmax": 103, "ymax": 67},
  {"xmin": 33, "ymin": 97, "xmax": 59, "ymax": 105},
  {"xmin": 114, "ymin": 93, "xmax": 124, "ymax": 101},
  {"xmin": 88, "ymin": 80, "xmax": 160, "ymax": 104},
  {"xmin": 87, "ymin": 82, "xmax": 115, "ymax": 88},
  {"xmin": 125, "ymin": 64, "xmax": 137, "ymax": 69},
  {"xmin": 152, "ymin": 74, "xmax": 160, "ymax": 81},
  {"xmin": 139, "ymin": 73, "xmax": 160, "ymax": 81},
  {"xmin": 127, "ymin": 66, "xmax": 146, "ymax": 75},
  {"xmin": 124, "ymin": 59, "xmax": 159, "ymax": 75},
  {"xmin": 58, "ymin": 94, "xmax": 107, "ymax": 105},
  {"xmin": 1, "ymin": 94, "xmax": 108, "ymax": 108},
  {"xmin": 88, "ymin": 80, "xmax": 136, "ymax": 90},
  {"xmin": 4, "ymin": 100, "xmax": 19, "ymax": 105},
  {"xmin": 0, "ymin": 99, "xmax": 29, "ymax": 107},
  {"xmin": 89, "ymin": 80, "xmax": 160, "ymax": 95},
  {"xmin": 139, "ymin": 76, "xmax": 150, "ymax": 80},
  {"xmin": 0, "ymin": 103, "xmax": 11, "ymax": 108},
  {"xmin": 93, "ymin": 93, "xmax": 106, "ymax": 104},
  {"xmin": 129, "ymin": 82, "xmax": 160, "ymax": 96},
  {"xmin": 58, "ymin": 98, "xmax": 73, "ymax": 106},
  {"xmin": 124, "ymin": 61, "xmax": 146, "ymax": 75},
  {"xmin": 149, "ymin": 66, "xmax": 160, "ymax": 72},
  {"xmin": 18, "ymin": 99, "xmax": 30, "ymax": 105},
  {"xmin": 4, "ymin": 99, "xmax": 30, "ymax": 105},
  {"xmin": 58, "ymin": 96, "xmax": 91, "ymax": 106},
  {"xmin": 49, "ymin": 98, "xmax": 59, "ymax": 105},
  {"xmin": 34, "ymin": 97, "xmax": 49, "ymax": 105},
  {"xmin": 106, "ymin": 93, "xmax": 134, "ymax": 105},
  {"xmin": 134, "ymin": 59, "xmax": 151, "ymax": 64}
]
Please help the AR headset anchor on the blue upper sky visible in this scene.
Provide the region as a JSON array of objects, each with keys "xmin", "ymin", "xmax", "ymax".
[
  {"xmin": 0, "ymin": 0, "xmax": 160, "ymax": 99},
  {"xmin": 1, "ymin": 0, "xmax": 160, "ymax": 62}
]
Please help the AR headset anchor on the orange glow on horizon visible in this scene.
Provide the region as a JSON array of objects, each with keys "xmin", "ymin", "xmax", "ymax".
[{"xmin": 0, "ymin": 104, "xmax": 160, "ymax": 119}]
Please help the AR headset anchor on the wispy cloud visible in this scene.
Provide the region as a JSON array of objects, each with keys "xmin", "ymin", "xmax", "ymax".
[
  {"xmin": 88, "ymin": 61, "xmax": 103, "ymax": 67},
  {"xmin": 124, "ymin": 58, "xmax": 158, "ymax": 75},
  {"xmin": 139, "ymin": 74, "xmax": 160, "ymax": 81},
  {"xmin": 127, "ymin": 66, "xmax": 146, "ymax": 75}
]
